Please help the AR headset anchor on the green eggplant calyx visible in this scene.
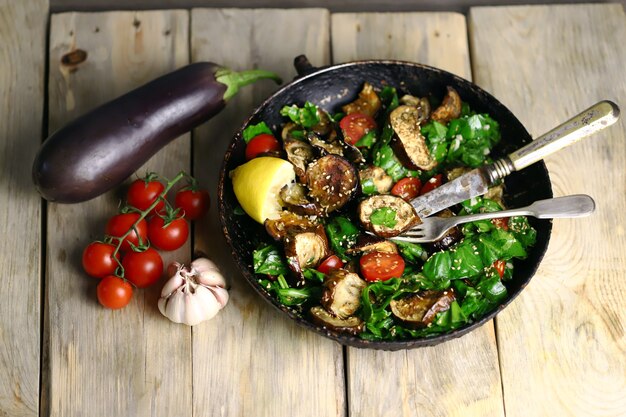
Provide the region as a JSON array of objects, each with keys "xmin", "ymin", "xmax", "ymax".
[{"xmin": 215, "ymin": 68, "xmax": 282, "ymax": 101}]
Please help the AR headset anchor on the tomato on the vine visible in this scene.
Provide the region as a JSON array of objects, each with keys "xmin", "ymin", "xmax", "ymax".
[
  {"xmin": 148, "ymin": 215, "xmax": 189, "ymax": 251},
  {"xmin": 82, "ymin": 242, "xmax": 119, "ymax": 278},
  {"xmin": 121, "ymin": 247, "xmax": 163, "ymax": 288},
  {"xmin": 127, "ymin": 177, "xmax": 165, "ymax": 213},
  {"xmin": 359, "ymin": 251, "xmax": 405, "ymax": 282},
  {"xmin": 419, "ymin": 174, "xmax": 443, "ymax": 195},
  {"xmin": 245, "ymin": 133, "xmax": 281, "ymax": 160},
  {"xmin": 175, "ymin": 189, "xmax": 210, "ymax": 220},
  {"xmin": 105, "ymin": 212, "xmax": 148, "ymax": 252},
  {"xmin": 339, "ymin": 113, "xmax": 377, "ymax": 145},
  {"xmin": 391, "ymin": 177, "xmax": 422, "ymax": 201},
  {"xmin": 317, "ymin": 255, "xmax": 344, "ymax": 274},
  {"xmin": 97, "ymin": 276, "xmax": 133, "ymax": 309}
]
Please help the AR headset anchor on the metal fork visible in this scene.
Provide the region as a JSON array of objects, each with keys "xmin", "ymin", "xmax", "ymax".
[{"xmin": 391, "ymin": 194, "xmax": 596, "ymax": 243}]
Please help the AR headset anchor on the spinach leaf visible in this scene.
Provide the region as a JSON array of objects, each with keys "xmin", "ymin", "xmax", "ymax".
[
  {"xmin": 280, "ymin": 101, "xmax": 321, "ymax": 128},
  {"xmin": 373, "ymin": 144, "xmax": 419, "ymax": 182},
  {"xmin": 242, "ymin": 122, "xmax": 273, "ymax": 143},
  {"xmin": 324, "ymin": 216, "xmax": 360, "ymax": 261},
  {"xmin": 370, "ymin": 207, "xmax": 398, "ymax": 228},
  {"xmin": 449, "ymin": 240, "xmax": 484, "ymax": 279},
  {"xmin": 253, "ymin": 244, "xmax": 289, "ymax": 276},
  {"xmin": 395, "ymin": 240, "xmax": 427, "ymax": 264},
  {"xmin": 422, "ymin": 251, "xmax": 452, "ymax": 283},
  {"xmin": 302, "ymin": 268, "xmax": 326, "ymax": 283},
  {"xmin": 361, "ymin": 177, "xmax": 378, "ymax": 195},
  {"xmin": 355, "ymin": 130, "xmax": 377, "ymax": 148},
  {"xmin": 509, "ymin": 216, "xmax": 537, "ymax": 248}
]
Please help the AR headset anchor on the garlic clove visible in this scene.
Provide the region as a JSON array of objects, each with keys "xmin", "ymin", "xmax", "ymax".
[
  {"xmin": 194, "ymin": 285, "xmax": 221, "ymax": 322},
  {"xmin": 160, "ymin": 271, "xmax": 185, "ymax": 298},
  {"xmin": 207, "ymin": 286, "xmax": 230, "ymax": 309},
  {"xmin": 157, "ymin": 297, "xmax": 167, "ymax": 316},
  {"xmin": 196, "ymin": 268, "xmax": 227, "ymax": 288},
  {"xmin": 183, "ymin": 286, "xmax": 219, "ymax": 325},
  {"xmin": 165, "ymin": 288, "xmax": 186, "ymax": 323},
  {"xmin": 167, "ymin": 262, "xmax": 184, "ymax": 278},
  {"xmin": 190, "ymin": 258, "xmax": 218, "ymax": 274}
]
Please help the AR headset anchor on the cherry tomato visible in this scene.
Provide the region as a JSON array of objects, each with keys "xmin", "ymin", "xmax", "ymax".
[
  {"xmin": 391, "ymin": 177, "xmax": 422, "ymax": 201},
  {"xmin": 317, "ymin": 255, "xmax": 344, "ymax": 274},
  {"xmin": 175, "ymin": 189, "xmax": 210, "ymax": 220},
  {"xmin": 245, "ymin": 134, "xmax": 281, "ymax": 160},
  {"xmin": 359, "ymin": 251, "xmax": 406, "ymax": 282},
  {"xmin": 127, "ymin": 178, "xmax": 165, "ymax": 213},
  {"xmin": 491, "ymin": 217, "xmax": 509, "ymax": 231},
  {"xmin": 419, "ymin": 174, "xmax": 443, "ymax": 195},
  {"xmin": 121, "ymin": 247, "xmax": 163, "ymax": 288},
  {"xmin": 105, "ymin": 213, "xmax": 148, "ymax": 252},
  {"xmin": 147, "ymin": 216, "xmax": 189, "ymax": 251},
  {"xmin": 493, "ymin": 260, "xmax": 506, "ymax": 279},
  {"xmin": 82, "ymin": 242, "xmax": 120, "ymax": 278},
  {"xmin": 97, "ymin": 276, "xmax": 133, "ymax": 309},
  {"xmin": 339, "ymin": 113, "xmax": 377, "ymax": 145}
]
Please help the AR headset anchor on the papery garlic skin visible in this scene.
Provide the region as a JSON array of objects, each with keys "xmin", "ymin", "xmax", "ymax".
[{"xmin": 158, "ymin": 258, "xmax": 228, "ymax": 326}]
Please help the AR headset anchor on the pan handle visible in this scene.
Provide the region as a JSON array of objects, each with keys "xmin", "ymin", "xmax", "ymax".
[{"xmin": 293, "ymin": 55, "xmax": 330, "ymax": 78}]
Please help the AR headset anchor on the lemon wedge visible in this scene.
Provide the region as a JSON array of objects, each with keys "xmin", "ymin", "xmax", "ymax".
[{"xmin": 230, "ymin": 157, "xmax": 296, "ymax": 224}]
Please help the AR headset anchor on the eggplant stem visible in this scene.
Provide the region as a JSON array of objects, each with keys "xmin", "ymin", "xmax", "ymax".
[{"xmin": 215, "ymin": 68, "xmax": 282, "ymax": 101}]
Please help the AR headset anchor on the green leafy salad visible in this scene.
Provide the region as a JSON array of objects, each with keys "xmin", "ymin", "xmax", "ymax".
[{"xmin": 234, "ymin": 82, "xmax": 536, "ymax": 341}]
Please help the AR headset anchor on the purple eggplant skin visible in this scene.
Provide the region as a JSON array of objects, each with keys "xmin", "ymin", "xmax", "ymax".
[{"xmin": 32, "ymin": 62, "xmax": 281, "ymax": 203}]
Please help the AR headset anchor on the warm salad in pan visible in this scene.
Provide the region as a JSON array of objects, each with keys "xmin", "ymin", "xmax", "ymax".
[{"xmin": 231, "ymin": 82, "xmax": 536, "ymax": 341}]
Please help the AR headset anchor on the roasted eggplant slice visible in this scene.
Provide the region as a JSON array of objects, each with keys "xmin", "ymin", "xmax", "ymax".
[
  {"xmin": 309, "ymin": 306, "xmax": 364, "ymax": 336},
  {"xmin": 400, "ymin": 95, "xmax": 431, "ymax": 122},
  {"xmin": 423, "ymin": 209, "xmax": 462, "ymax": 252},
  {"xmin": 390, "ymin": 105, "xmax": 437, "ymax": 170},
  {"xmin": 390, "ymin": 289, "xmax": 456, "ymax": 328},
  {"xmin": 358, "ymin": 194, "xmax": 420, "ymax": 238},
  {"xmin": 359, "ymin": 165, "xmax": 393, "ymax": 195},
  {"xmin": 341, "ymin": 82, "xmax": 381, "ymax": 117},
  {"xmin": 264, "ymin": 211, "xmax": 318, "ymax": 241},
  {"xmin": 430, "ymin": 86, "xmax": 462, "ymax": 125},
  {"xmin": 308, "ymin": 131, "xmax": 344, "ymax": 157},
  {"xmin": 284, "ymin": 136, "xmax": 315, "ymax": 182},
  {"xmin": 306, "ymin": 154, "xmax": 359, "ymax": 213},
  {"xmin": 279, "ymin": 183, "xmax": 321, "ymax": 216},
  {"xmin": 284, "ymin": 224, "xmax": 329, "ymax": 278},
  {"xmin": 346, "ymin": 234, "xmax": 398, "ymax": 255},
  {"xmin": 320, "ymin": 269, "xmax": 367, "ymax": 319},
  {"xmin": 484, "ymin": 184, "xmax": 504, "ymax": 207}
]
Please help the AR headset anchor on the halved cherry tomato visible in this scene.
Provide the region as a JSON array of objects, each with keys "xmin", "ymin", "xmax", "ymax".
[
  {"xmin": 127, "ymin": 178, "xmax": 165, "ymax": 213},
  {"xmin": 82, "ymin": 242, "xmax": 120, "ymax": 278},
  {"xmin": 359, "ymin": 251, "xmax": 405, "ymax": 282},
  {"xmin": 339, "ymin": 113, "xmax": 377, "ymax": 146},
  {"xmin": 493, "ymin": 260, "xmax": 506, "ymax": 279},
  {"xmin": 175, "ymin": 188, "xmax": 210, "ymax": 220},
  {"xmin": 105, "ymin": 213, "xmax": 148, "ymax": 252},
  {"xmin": 317, "ymin": 255, "xmax": 344, "ymax": 274},
  {"xmin": 391, "ymin": 177, "xmax": 422, "ymax": 201},
  {"xmin": 245, "ymin": 134, "xmax": 281, "ymax": 160},
  {"xmin": 491, "ymin": 217, "xmax": 509, "ymax": 231},
  {"xmin": 121, "ymin": 247, "xmax": 164, "ymax": 288},
  {"xmin": 419, "ymin": 174, "xmax": 443, "ymax": 195},
  {"xmin": 97, "ymin": 276, "xmax": 133, "ymax": 309},
  {"xmin": 147, "ymin": 215, "xmax": 189, "ymax": 251}
]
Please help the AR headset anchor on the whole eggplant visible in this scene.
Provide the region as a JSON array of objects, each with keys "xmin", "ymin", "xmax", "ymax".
[{"xmin": 33, "ymin": 62, "xmax": 281, "ymax": 203}]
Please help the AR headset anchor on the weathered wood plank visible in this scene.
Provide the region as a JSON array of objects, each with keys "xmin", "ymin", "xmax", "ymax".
[
  {"xmin": 0, "ymin": 1, "xmax": 47, "ymax": 416},
  {"xmin": 44, "ymin": 11, "xmax": 193, "ymax": 417},
  {"xmin": 331, "ymin": 12, "xmax": 505, "ymax": 417},
  {"xmin": 189, "ymin": 8, "xmax": 345, "ymax": 417},
  {"xmin": 469, "ymin": 4, "xmax": 626, "ymax": 417}
]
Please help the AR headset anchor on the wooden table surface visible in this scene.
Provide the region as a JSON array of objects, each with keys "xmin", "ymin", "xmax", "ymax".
[{"xmin": 1, "ymin": 2, "xmax": 625, "ymax": 416}]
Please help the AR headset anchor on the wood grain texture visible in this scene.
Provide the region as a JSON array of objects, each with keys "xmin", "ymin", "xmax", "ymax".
[
  {"xmin": 469, "ymin": 4, "xmax": 626, "ymax": 417},
  {"xmin": 44, "ymin": 11, "xmax": 192, "ymax": 417},
  {"xmin": 189, "ymin": 9, "xmax": 346, "ymax": 417},
  {"xmin": 331, "ymin": 12, "xmax": 504, "ymax": 417},
  {"xmin": 0, "ymin": 1, "xmax": 47, "ymax": 416}
]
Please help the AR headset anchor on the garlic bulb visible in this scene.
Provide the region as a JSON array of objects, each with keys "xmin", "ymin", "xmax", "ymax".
[{"xmin": 158, "ymin": 259, "xmax": 229, "ymax": 326}]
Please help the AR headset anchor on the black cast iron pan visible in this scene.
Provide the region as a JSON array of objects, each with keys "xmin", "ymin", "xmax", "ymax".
[{"xmin": 218, "ymin": 55, "xmax": 553, "ymax": 350}]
